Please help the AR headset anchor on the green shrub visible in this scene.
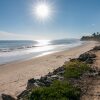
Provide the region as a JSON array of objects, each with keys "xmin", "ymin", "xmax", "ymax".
[
  {"xmin": 28, "ymin": 81, "xmax": 81, "ymax": 100},
  {"xmin": 63, "ymin": 61, "xmax": 90, "ymax": 79}
]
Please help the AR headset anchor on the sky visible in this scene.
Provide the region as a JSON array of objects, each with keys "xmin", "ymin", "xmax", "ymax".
[{"xmin": 0, "ymin": 0, "xmax": 100, "ymax": 40}]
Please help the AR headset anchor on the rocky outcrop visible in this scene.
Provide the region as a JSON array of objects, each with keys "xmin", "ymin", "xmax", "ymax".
[
  {"xmin": 78, "ymin": 52, "xmax": 96, "ymax": 64},
  {"xmin": 26, "ymin": 67, "xmax": 65, "ymax": 90},
  {"xmin": 17, "ymin": 66, "xmax": 65, "ymax": 99},
  {"xmin": 92, "ymin": 46, "xmax": 100, "ymax": 51},
  {"xmin": 1, "ymin": 94, "xmax": 16, "ymax": 100}
]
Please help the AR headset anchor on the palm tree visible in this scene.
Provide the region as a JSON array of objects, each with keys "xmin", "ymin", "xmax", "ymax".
[{"xmin": 92, "ymin": 33, "xmax": 96, "ymax": 37}]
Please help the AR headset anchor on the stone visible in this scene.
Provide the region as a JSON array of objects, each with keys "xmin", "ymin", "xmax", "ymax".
[
  {"xmin": 35, "ymin": 81, "xmax": 45, "ymax": 86},
  {"xmin": 28, "ymin": 78, "xmax": 36, "ymax": 83},
  {"xmin": 85, "ymin": 58, "xmax": 94, "ymax": 64},
  {"xmin": 58, "ymin": 76, "xmax": 64, "ymax": 80},
  {"xmin": 40, "ymin": 76, "xmax": 47, "ymax": 83},
  {"xmin": 93, "ymin": 46, "xmax": 100, "ymax": 51},
  {"xmin": 88, "ymin": 72, "xmax": 99, "ymax": 77},
  {"xmin": 1, "ymin": 94, "xmax": 16, "ymax": 100},
  {"xmin": 53, "ymin": 67, "xmax": 64, "ymax": 74},
  {"xmin": 26, "ymin": 78, "xmax": 37, "ymax": 89},
  {"xmin": 69, "ymin": 58, "xmax": 78, "ymax": 62},
  {"xmin": 47, "ymin": 72, "xmax": 53, "ymax": 76},
  {"xmin": 57, "ymin": 71, "xmax": 65, "ymax": 75},
  {"xmin": 78, "ymin": 52, "xmax": 96, "ymax": 63},
  {"xmin": 17, "ymin": 90, "xmax": 30, "ymax": 100},
  {"xmin": 98, "ymin": 71, "xmax": 100, "ymax": 76},
  {"xmin": 78, "ymin": 53, "xmax": 89, "ymax": 61}
]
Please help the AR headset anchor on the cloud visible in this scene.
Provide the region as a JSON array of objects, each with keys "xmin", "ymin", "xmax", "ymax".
[{"xmin": 0, "ymin": 31, "xmax": 36, "ymax": 40}]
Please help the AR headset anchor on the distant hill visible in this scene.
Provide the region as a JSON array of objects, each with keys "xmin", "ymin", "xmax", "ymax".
[{"xmin": 81, "ymin": 32, "xmax": 100, "ymax": 41}]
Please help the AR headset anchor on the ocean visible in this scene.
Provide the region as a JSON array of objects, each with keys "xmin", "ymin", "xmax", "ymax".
[{"xmin": 0, "ymin": 39, "xmax": 83, "ymax": 64}]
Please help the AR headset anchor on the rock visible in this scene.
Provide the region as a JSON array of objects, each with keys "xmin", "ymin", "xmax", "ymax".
[
  {"xmin": 57, "ymin": 70, "xmax": 65, "ymax": 75},
  {"xmin": 40, "ymin": 76, "xmax": 47, "ymax": 83},
  {"xmin": 89, "ymin": 53, "xmax": 96, "ymax": 58},
  {"xmin": 53, "ymin": 67, "xmax": 65, "ymax": 75},
  {"xmin": 28, "ymin": 78, "xmax": 36, "ymax": 83},
  {"xmin": 98, "ymin": 71, "xmax": 100, "ymax": 76},
  {"xmin": 93, "ymin": 46, "xmax": 100, "ymax": 51},
  {"xmin": 47, "ymin": 72, "xmax": 53, "ymax": 76},
  {"xmin": 85, "ymin": 58, "xmax": 94, "ymax": 64},
  {"xmin": 35, "ymin": 81, "xmax": 45, "ymax": 86},
  {"xmin": 78, "ymin": 52, "xmax": 96, "ymax": 63},
  {"xmin": 43, "ymin": 77, "xmax": 52, "ymax": 86},
  {"xmin": 17, "ymin": 90, "xmax": 30, "ymax": 100},
  {"xmin": 26, "ymin": 78, "xmax": 37, "ymax": 89},
  {"xmin": 51, "ymin": 75, "xmax": 58, "ymax": 79},
  {"xmin": 58, "ymin": 76, "xmax": 64, "ymax": 80},
  {"xmin": 69, "ymin": 58, "xmax": 78, "ymax": 62},
  {"xmin": 88, "ymin": 72, "xmax": 99, "ymax": 77},
  {"xmin": 33, "ymin": 82, "xmax": 40, "ymax": 87},
  {"xmin": 78, "ymin": 53, "xmax": 89, "ymax": 61},
  {"xmin": 1, "ymin": 94, "xmax": 16, "ymax": 100}
]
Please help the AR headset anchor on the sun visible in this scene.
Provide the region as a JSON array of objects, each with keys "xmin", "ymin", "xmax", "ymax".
[
  {"xmin": 35, "ymin": 3, "xmax": 50, "ymax": 19},
  {"xmin": 32, "ymin": 0, "xmax": 55, "ymax": 22}
]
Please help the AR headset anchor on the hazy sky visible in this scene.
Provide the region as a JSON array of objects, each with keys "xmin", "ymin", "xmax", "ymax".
[{"xmin": 0, "ymin": 0, "xmax": 100, "ymax": 40}]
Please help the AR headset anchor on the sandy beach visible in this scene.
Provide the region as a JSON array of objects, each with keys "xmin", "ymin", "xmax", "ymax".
[{"xmin": 0, "ymin": 41, "xmax": 97, "ymax": 97}]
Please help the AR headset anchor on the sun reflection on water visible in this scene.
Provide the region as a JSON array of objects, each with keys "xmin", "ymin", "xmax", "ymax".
[
  {"xmin": 36, "ymin": 40, "xmax": 51, "ymax": 46},
  {"xmin": 28, "ymin": 40, "xmax": 54, "ymax": 53}
]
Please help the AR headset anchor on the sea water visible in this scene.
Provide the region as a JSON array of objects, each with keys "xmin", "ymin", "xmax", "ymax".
[{"xmin": 0, "ymin": 39, "xmax": 83, "ymax": 64}]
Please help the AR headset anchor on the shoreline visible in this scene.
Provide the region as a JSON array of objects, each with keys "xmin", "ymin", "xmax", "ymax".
[
  {"xmin": 0, "ymin": 41, "xmax": 93, "ymax": 66},
  {"xmin": 0, "ymin": 40, "xmax": 83, "ymax": 65},
  {"xmin": 0, "ymin": 39, "xmax": 82, "ymax": 65},
  {"xmin": 0, "ymin": 41, "xmax": 97, "ymax": 96}
]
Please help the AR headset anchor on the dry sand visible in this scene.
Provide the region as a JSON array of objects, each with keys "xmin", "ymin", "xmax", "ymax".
[{"xmin": 0, "ymin": 41, "xmax": 97, "ymax": 96}]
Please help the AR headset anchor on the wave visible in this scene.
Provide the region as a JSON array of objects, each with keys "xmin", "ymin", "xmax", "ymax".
[
  {"xmin": 0, "ymin": 39, "xmax": 83, "ymax": 64},
  {"xmin": 0, "ymin": 39, "xmax": 80, "ymax": 52}
]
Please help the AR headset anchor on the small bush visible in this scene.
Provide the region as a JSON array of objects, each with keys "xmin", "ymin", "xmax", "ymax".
[
  {"xmin": 29, "ymin": 81, "xmax": 81, "ymax": 100},
  {"xmin": 63, "ymin": 61, "xmax": 90, "ymax": 79}
]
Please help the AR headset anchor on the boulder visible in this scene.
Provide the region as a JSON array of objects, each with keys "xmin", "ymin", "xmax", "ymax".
[
  {"xmin": 47, "ymin": 72, "xmax": 53, "ymax": 76},
  {"xmin": 27, "ymin": 78, "xmax": 36, "ymax": 83},
  {"xmin": 17, "ymin": 90, "xmax": 30, "ymax": 100},
  {"xmin": 56, "ymin": 70, "xmax": 65, "ymax": 75},
  {"xmin": 35, "ymin": 81, "xmax": 45, "ymax": 86},
  {"xmin": 69, "ymin": 58, "xmax": 78, "ymax": 62},
  {"xmin": 53, "ymin": 67, "xmax": 65, "ymax": 75},
  {"xmin": 85, "ymin": 58, "xmax": 94, "ymax": 64},
  {"xmin": 42, "ymin": 77, "xmax": 52, "ymax": 86},
  {"xmin": 93, "ymin": 46, "xmax": 100, "ymax": 51},
  {"xmin": 1, "ymin": 94, "xmax": 16, "ymax": 100},
  {"xmin": 40, "ymin": 76, "xmax": 47, "ymax": 83},
  {"xmin": 26, "ymin": 78, "xmax": 37, "ymax": 89},
  {"xmin": 78, "ymin": 52, "xmax": 96, "ymax": 63}
]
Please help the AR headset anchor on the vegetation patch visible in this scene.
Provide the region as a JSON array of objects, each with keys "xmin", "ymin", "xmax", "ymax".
[
  {"xmin": 63, "ymin": 61, "xmax": 90, "ymax": 79},
  {"xmin": 28, "ymin": 81, "xmax": 81, "ymax": 100}
]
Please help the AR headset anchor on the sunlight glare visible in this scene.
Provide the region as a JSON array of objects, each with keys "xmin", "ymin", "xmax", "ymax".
[
  {"xmin": 32, "ymin": 0, "xmax": 55, "ymax": 22},
  {"xmin": 35, "ymin": 3, "xmax": 50, "ymax": 19},
  {"xmin": 36, "ymin": 40, "xmax": 51, "ymax": 46}
]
